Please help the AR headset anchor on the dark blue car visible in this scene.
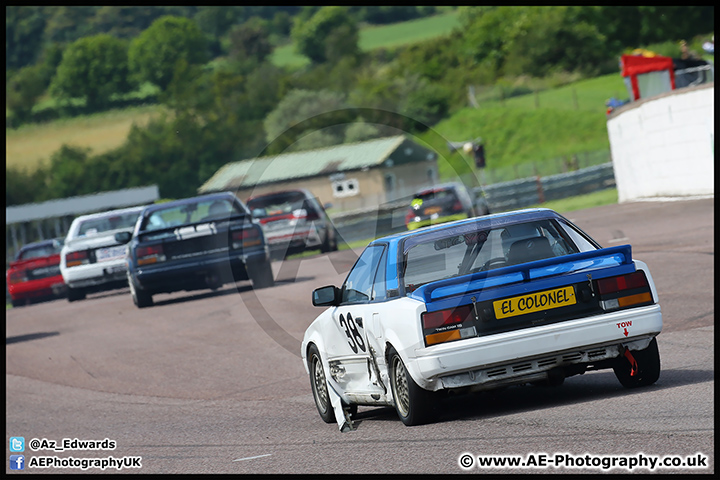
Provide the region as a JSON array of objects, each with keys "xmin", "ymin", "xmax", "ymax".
[{"xmin": 116, "ymin": 192, "xmax": 274, "ymax": 308}]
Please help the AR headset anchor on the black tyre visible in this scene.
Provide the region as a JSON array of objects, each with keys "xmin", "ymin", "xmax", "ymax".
[
  {"xmin": 388, "ymin": 347, "xmax": 437, "ymax": 426},
  {"xmin": 320, "ymin": 233, "xmax": 330, "ymax": 254},
  {"xmin": 308, "ymin": 344, "xmax": 335, "ymax": 424},
  {"xmin": 613, "ymin": 337, "xmax": 661, "ymax": 388},
  {"xmin": 67, "ymin": 287, "xmax": 86, "ymax": 302},
  {"xmin": 330, "ymin": 228, "xmax": 339, "ymax": 251},
  {"xmin": 10, "ymin": 298, "xmax": 23, "ymax": 308},
  {"xmin": 249, "ymin": 261, "xmax": 275, "ymax": 289},
  {"xmin": 129, "ymin": 276, "xmax": 153, "ymax": 308}
]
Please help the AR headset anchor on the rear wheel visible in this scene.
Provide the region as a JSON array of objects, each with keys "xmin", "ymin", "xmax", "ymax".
[
  {"xmin": 613, "ymin": 337, "xmax": 661, "ymax": 388},
  {"xmin": 67, "ymin": 287, "xmax": 86, "ymax": 302},
  {"xmin": 249, "ymin": 261, "xmax": 275, "ymax": 289},
  {"xmin": 129, "ymin": 276, "xmax": 153, "ymax": 308},
  {"xmin": 329, "ymin": 228, "xmax": 339, "ymax": 251},
  {"xmin": 388, "ymin": 347, "xmax": 437, "ymax": 426}
]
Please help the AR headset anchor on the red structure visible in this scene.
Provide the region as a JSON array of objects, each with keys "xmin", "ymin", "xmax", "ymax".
[{"xmin": 620, "ymin": 54, "xmax": 676, "ymax": 101}]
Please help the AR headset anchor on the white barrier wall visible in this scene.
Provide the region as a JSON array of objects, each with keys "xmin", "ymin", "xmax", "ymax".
[{"xmin": 606, "ymin": 83, "xmax": 714, "ymax": 202}]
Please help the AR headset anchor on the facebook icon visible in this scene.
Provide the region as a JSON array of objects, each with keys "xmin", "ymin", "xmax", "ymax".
[{"xmin": 10, "ymin": 455, "xmax": 25, "ymax": 470}]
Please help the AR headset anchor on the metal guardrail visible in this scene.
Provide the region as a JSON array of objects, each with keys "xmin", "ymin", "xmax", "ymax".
[
  {"xmin": 334, "ymin": 162, "xmax": 616, "ymax": 244},
  {"xmin": 480, "ymin": 162, "xmax": 616, "ymax": 211}
]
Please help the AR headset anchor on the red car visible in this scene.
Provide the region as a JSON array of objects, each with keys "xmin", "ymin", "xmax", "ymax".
[{"xmin": 6, "ymin": 239, "xmax": 67, "ymax": 307}]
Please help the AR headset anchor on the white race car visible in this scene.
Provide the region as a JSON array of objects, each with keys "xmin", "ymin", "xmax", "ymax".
[
  {"xmin": 60, "ymin": 206, "xmax": 145, "ymax": 302},
  {"xmin": 301, "ymin": 208, "xmax": 662, "ymax": 430}
]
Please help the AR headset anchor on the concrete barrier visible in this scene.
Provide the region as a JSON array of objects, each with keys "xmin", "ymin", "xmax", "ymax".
[{"xmin": 607, "ymin": 83, "xmax": 714, "ymax": 202}]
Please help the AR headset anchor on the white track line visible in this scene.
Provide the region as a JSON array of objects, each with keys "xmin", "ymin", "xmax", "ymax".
[{"xmin": 233, "ymin": 454, "xmax": 272, "ymax": 462}]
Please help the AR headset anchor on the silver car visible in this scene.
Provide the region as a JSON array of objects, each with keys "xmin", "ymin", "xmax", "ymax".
[{"xmin": 247, "ymin": 189, "xmax": 338, "ymax": 259}]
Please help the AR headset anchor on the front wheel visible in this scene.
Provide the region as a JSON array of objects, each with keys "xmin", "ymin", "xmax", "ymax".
[
  {"xmin": 308, "ymin": 344, "xmax": 335, "ymax": 424},
  {"xmin": 613, "ymin": 337, "xmax": 661, "ymax": 388},
  {"xmin": 388, "ymin": 347, "xmax": 437, "ymax": 426}
]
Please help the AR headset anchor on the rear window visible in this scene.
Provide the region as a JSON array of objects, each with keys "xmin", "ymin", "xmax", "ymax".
[
  {"xmin": 18, "ymin": 242, "xmax": 62, "ymax": 260},
  {"xmin": 142, "ymin": 198, "xmax": 244, "ymax": 232},
  {"xmin": 402, "ymin": 219, "xmax": 582, "ymax": 291},
  {"xmin": 413, "ymin": 188, "xmax": 457, "ymax": 202},
  {"xmin": 247, "ymin": 191, "xmax": 308, "ymax": 219},
  {"xmin": 77, "ymin": 212, "xmax": 140, "ymax": 236}
]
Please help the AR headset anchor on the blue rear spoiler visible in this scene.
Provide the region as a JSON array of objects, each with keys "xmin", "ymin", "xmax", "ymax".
[{"xmin": 410, "ymin": 245, "xmax": 635, "ymax": 313}]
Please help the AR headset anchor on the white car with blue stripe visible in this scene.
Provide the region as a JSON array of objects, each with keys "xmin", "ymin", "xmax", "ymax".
[{"xmin": 301, "ymin": 208, "xmax": 662, "ymax": 430}]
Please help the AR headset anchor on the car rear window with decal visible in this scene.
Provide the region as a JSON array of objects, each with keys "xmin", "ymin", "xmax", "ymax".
[
  {"xmin": 403, "ymin": 219, "xmax": 583, "ymax": 291},
  {"xmin": 142, "ymin": 198, "xmax": 245, "ymax": 235}
]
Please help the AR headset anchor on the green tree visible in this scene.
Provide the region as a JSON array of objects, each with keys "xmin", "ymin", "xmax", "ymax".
[
  {"xmin": 349, "ymin": 68, "xmax": 450, "ymax": 131},
  {"xmin": 89, "ymin": 6, "xmax": 168, "ymax": 39},
  {"xmin": 5, "ymin": 6, "xmax": 47, "ymax": 70},
  {"xmin": 291, "ymin": 6, "xmax": 359, "ymax": 64},
  {"xmin": 352, "ymin": 6, "xmax": 424, "ymax": 24},
  {"xmin": 193, "ymin": 6, "xmax": 244, "ymax": 38},
  {"xmin": 45, "ymin": 145, "xmax": 94, "ymax": 198},
  {"xmin": 344, "ymin": 120, "xmax": 382, "ymax": 143},
  {"xmin": 50, "ymin": 33, "xmax": 134, "ymax": 111},
  {"xmin": 6, "ymin": 65, "xmax": 47, "ymax": 124},
  {"xmin": 501, "ymin": 7, "xmax": 608, "ymax": 77},
  {"xmin": 263, "ymin": 89, "xmax": 354, "ymax": 153},
  {"xmin": 128, "ymin": 15, "xmax": 209, "ymax": 91},
  {"xmin": 228, "ymin": 17, "xmax": 273, "ymax": 63},
  {"xmin": 6, "ymin": 165, "xmax": 49, "ymax": 206},
  {"xmin": 269, "ymin": 11, "xmax": 293, "ymax": 37},
  {"xmin": 44, "ymin": 6, "xmax": 99, "ymax": 44}
]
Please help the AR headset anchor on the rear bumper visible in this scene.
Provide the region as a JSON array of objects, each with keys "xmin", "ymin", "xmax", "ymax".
[
  {"xmin": 62, "ymin": 261, "xmax": 127, "ymax": 289},
  {"xmin": 265, "ymin": 228, "xmax": 322, "ymax": 250},
  {"xmin": 8, "ymin": 277, "xmax": 66, "ymax": 300},
  {"xmin": 132, "ymin": 249, "xmax": 268, "ymax": 293},
  {"xmin": 409, "ymin": 304, "xmax": 662, "ymax": 391}
]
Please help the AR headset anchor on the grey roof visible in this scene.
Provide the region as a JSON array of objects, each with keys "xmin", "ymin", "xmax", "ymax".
[
  {"xmin": 6, "ymin": 185, "xmax": 160, "ymax": 224},
  {"xmin": 198, "ymin": 135, "xmax": 409, "ymax": 193}
]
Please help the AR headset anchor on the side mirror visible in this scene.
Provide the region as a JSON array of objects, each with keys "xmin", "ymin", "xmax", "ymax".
[
  {"xmin": 312, "ymin": 285, "xmax": 340, "ymax": 307},
  {"xmin": 115, "ymin": 231, "xmax": 132, "ymax": 244},
  {"xmin": 323, "ymin": 202, "xmax": 333, "ymax": 210}
]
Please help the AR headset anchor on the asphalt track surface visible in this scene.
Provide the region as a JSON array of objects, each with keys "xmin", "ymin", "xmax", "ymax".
[{"xmin": 6, "ymin": 198, "xmax": 714, "ymax": 474}]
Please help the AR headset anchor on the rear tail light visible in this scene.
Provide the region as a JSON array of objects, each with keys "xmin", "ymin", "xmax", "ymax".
[
  {"xmin": 9, "ymin": 269, "xmax": 28, "ymax": 284},
  {"xmin": 65, "ymin": 250, "xmax": 89, "ymax": 267},
  {"xmin": 136, "ymin": 245, "xmax": 166, "ymax": 266},
  {"xmin": 452, "ymin": 201, "xmax": 464, "ymax": 212},
  {"xmin": 233, "ymin": 226, "xmax": 262, "ymax": 248},
  {"xmin": 596, "ymin": 271, "xmax": 654, "ymax": 311},
  {"xmin": 422, "ymin": 304, "xmax": 477, "ymax": 346}
]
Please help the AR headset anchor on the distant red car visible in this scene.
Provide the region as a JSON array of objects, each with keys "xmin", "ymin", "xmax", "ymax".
[{"xmin": 6, "ymin": 239, "xmax": 67, "ymax": 307}]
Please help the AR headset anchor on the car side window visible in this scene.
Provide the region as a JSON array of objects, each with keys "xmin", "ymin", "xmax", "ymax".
[
  {"xmin": 341, "ymin": 245, "xmax": 384, "ymax": 305},
  {"xmin": 371, "ymin": 247, "xmax": 388, "ymax": 301},
  {"xmin": 558, "ymin": 220, "xmax": 599, "ymax": 252}
]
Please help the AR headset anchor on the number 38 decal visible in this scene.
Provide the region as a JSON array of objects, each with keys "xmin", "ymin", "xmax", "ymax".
[{"xmin": 339, "ymin": 313, "xmax": 366, "ymax": 353}]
